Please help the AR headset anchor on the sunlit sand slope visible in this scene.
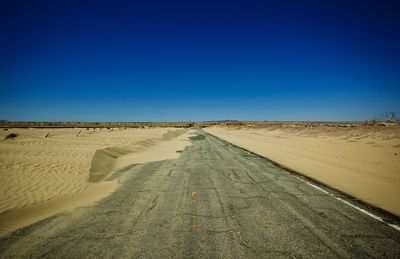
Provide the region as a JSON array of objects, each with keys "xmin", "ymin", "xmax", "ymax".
[{"xmin": 205, "ymin": 125, "xmax": 400, "ymax": 215}]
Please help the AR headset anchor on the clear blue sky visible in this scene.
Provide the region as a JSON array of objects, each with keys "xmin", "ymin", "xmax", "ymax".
[{"xmin": 1, "ymin": 0, "xmax": 399, "ymax": 121}]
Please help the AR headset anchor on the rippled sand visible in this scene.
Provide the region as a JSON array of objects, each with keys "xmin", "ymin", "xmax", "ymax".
[{"xmin": 0, "ymin": 127, "xmax": 193, "ymax": 235}]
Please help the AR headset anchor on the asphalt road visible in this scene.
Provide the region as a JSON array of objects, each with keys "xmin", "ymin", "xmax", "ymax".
[{"xmin": 1, "ymin": 129, "xmax": 399, "ymax": 258}]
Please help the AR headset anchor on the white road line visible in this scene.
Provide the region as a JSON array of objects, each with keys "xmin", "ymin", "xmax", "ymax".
[
  {"xmin": 293, "ymin": 176, "xmax": 400, "ymax": 232},
  {"xmin": 298, "ymin": 178, "xmax": 329, "ymax": 194},
  {"xmin": 388, "ymin": 224, "xmax": 400, "ymax": 232}
]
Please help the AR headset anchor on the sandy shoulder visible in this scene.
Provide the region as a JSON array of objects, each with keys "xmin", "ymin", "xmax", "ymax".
[{"xmin": 204, "ymin": 125, "xmax": 400, "ymax": 216}]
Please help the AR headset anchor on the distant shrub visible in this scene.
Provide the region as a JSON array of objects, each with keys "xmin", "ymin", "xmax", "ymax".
[
  {"xmin": 3, "ymin": 128, "xmax": 8, "ymax": 131},
  {"xmin": 381, "ymin": 111, "xmax": 398, "ymax": 122},
  {"xmin": 4, "ymin": 133, "xmax": 18, "ymax": 140}
]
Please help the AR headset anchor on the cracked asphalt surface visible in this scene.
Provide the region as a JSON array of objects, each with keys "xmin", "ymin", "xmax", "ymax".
[{"xmin": 1, "ymin": 129, "xmax": 399, "ymax": 258}]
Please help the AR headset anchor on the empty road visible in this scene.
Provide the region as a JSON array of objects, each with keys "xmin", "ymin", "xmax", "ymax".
[{"xmin": 1, "ymin": 129, "xmax": 399, "ymax": 258}]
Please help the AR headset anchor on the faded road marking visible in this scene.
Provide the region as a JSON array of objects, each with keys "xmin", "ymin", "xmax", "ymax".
[{"xmin": 294, "ymin": 175, "xmax": 400, "ymax": 232}]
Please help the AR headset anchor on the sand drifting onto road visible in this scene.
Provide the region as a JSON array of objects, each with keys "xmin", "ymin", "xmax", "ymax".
[
  {"xmin": 0, "ymin": 127, "xmax": 193, "ymax": 235},
  {"xmin": 205, "ymin": 124, "xmax": 400, "ymax": 216}
]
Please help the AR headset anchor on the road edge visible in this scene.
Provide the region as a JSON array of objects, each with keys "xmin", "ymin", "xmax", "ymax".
[{"xmin": 202, "ymin": 129, "xmax": 400, "ymax": 231}]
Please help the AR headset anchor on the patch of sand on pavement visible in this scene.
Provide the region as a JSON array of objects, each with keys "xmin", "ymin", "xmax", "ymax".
[{"xmin": 0, "ymin": 127, "xmax": 194, "ymax": 235}]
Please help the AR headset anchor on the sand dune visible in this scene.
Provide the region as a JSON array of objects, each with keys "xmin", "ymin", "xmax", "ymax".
[
  {"xmin": 205, "ymin": 124, "xmax": 400, "ymax": 216},
  {"xmin": 88, "ymin": 129, "xmax": 191, "ymax": 183},
  {"xmin": 0, "ymin": 127, "xmax": 193, "ymax": 235}
]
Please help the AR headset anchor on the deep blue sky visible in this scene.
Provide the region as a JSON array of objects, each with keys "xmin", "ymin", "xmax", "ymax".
[{"xmin": 1, "ymin": 0, "xmax": 399, "ymax": 121}]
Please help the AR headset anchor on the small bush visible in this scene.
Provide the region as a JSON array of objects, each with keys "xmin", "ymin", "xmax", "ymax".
[{"xmin": 4, "ymin": 133, "xmax": 18, "ymax": 140}]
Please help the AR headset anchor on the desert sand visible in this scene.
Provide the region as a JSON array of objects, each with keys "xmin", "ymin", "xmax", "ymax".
[
  {"xmin": 0, "ymin": 127, "xmax": 193, "ymax": 235},
  {"xmin": 205, "ymin": 123, "xmax": 400, "ymax": 216}
]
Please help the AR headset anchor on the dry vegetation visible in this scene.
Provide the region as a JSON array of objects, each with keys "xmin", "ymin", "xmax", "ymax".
[
  {"xmin": 4, "ymin": 133, "xmax": 18, "ymax": 140},
  {"xmin": 201, "ymin": 121, "xmax": 400, "ymax": 139},
  {"xmin": 0, "ymin": 121, "xmax": 194, "ymax": 129}
]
